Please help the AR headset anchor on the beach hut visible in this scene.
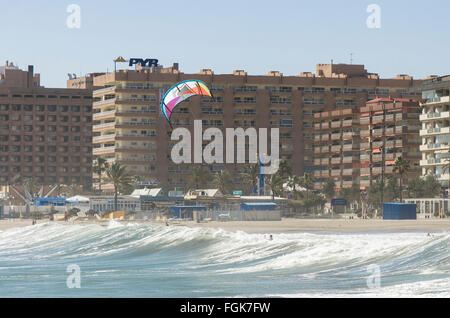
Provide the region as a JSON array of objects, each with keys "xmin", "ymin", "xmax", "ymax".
[
  {"xmin": 383, "ymin": 203, "xmax": 417, "ymax": 220},
  {"xmin": 240, "ymin": 202, "xmax": 281, "ymax": 221},
  {"xmin": 169, "ymin": 205, "xmax": 207, "ymax": 219}
]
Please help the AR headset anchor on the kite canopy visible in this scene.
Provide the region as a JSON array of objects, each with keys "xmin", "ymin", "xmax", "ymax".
[{"xmin": 161, "ymin": 80, "xmax": 212, "ymax": 124}]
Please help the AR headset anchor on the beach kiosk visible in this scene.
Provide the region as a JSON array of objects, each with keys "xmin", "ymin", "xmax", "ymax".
[{"xmin": 169, "ymin": 205, "xmax": 207, "ymax": 220}]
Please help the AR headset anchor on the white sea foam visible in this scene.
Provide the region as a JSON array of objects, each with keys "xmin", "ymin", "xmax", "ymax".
[{"xmin": 0, "ymin": 222, "xmax": 448, "ymax": 297}]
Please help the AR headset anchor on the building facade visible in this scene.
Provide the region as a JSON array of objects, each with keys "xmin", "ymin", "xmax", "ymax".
[
  {"xmin": 359, "ymin": 98, "xmax": 422, "ymax": 190},
  {"xmin": 419, "ymin": 75, "xmax": 450, "ymax": 189},
  {"xmin": 0, "ymin": 62, "xmax": 93, "ymax": 188},
  {"xmin": 313, "ymin": 98, "xmax": 422, "ymax": 191},
  {"xmin": 90, "ymin": 62, "xmax": 421, "ymax": 190}
]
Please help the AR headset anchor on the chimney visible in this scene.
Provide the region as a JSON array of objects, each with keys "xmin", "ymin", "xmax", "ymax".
[{"xmin": 27, "ymin": 65, "xmax": 34, "ymax": 88}]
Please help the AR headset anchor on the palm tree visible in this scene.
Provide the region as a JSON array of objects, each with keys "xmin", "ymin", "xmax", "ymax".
[
  {"xmin": 322, "ymin": 178, "xmax": 336, "ymax": 202},
  {"xmin": 393, "ymin": 156, "xmax": 410, "ymax": 202},
  {"xmin": 93, "ymin": 157, "xmax": 109, "ymax": 193},
  {"xmin": 186, "ymin": 166, "xmax": 211, "ymax": 191},
  {"xmin": 23, "ymin": 178, "xmax": 40, "ymax": 199},
  {"xmin": 213, "ymin": 170, "xmax": 234, "ymax": 195},
  {"xmin": 266, "ymin": 173, "xmax": 283, "ymax": 200},
  {"xmin": 278, "ymin": 159, "xmax": 292, "ymax": 180},
  {"xmin": 105, "ymin": 163, "xmax": 132, "ymax": 211},
  {"xmin": 287, "ymin": 175, "xmax": 302, "ymax": 198},
  {"xmin": 241, "ymin": 163, "xmax": 260, "ymax": 195},
  {"xmin": 442, "ymin": 150, "xmax": 450, "ymax": 193},
  {"xmin": 299, "ymin": 173, "xmax": 315, "ymax": 200}
]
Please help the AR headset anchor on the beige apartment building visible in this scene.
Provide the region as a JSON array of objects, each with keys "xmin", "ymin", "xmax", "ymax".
[
  {"xmin": 419, "ymin": 75, "xmax": 450, "ymax": 189},
  {"xmin": 87, "ymin": 62, "xmax": 422, "ymax": 190},
  {"xmin": 0, "ymin": 61, "xmax": 93, "ymax": 188}
]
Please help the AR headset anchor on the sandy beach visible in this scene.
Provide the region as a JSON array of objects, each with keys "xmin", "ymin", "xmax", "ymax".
[{"xmin": 1, "ymin": 218, "xmax": 450, "ymax": 233}]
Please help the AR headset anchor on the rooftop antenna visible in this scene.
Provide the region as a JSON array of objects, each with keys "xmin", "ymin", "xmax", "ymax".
[{"xmin": 350, "ymin": 53, "xmax": 354, "ymax": 65}]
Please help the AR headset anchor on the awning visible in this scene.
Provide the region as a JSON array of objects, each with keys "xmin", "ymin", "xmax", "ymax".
[
  {"xmin": 373, "ymin": 111, "xmax": 384, "ymax": 115},
  {"xmin": 385, "ymin": 160, "xmax": 395, "ymax": 165},
  {"xmin": 361, "ymin": 113, "xmax": 370, "ymax": 117},
  {"xmin": 372, "ymin": 148, "xmax": 382, "ymax": 153}
]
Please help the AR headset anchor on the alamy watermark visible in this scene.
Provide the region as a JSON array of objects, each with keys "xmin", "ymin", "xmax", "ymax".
[
  {"xmin": 66, "ymin": 4, "xmax": 81, "ymax": 29},
  {"xmin": 66, "ymin": 264, "xmax": 81, "ymax": 289},
  {"xmin": 170, "ymin": 120, "xmax": 280, "ymax": 175},
  {"xmin": 366, "ymin": 4, "xmax": 381, "ymax": 29},
  {"xmin": 366, "ymin": 264, "xmax": 381, "ymax": 289}
]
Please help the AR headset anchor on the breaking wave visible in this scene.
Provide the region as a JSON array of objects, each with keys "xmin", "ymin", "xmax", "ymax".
[{"xmin": 0, "ymin": 221, "xmax": 448, "ymax": 297}]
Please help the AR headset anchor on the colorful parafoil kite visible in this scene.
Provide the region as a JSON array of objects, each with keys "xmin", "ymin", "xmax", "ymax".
[{"xmin": 161, "ymin": 80, "xmax": 212, "ymax": 126}]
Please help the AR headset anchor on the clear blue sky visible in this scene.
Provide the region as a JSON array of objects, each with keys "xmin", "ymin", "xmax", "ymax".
[{"xmin": 2, "ymin": 0, "xmax": 449, "ymax": 88}]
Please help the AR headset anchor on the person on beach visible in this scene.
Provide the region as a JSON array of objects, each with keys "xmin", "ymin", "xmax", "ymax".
[
  {"xmin": 32, "ymin": 219, "xmax": 36, "ymax": 225},
  {"xmin": 64, "ymin": 211, "xmax": 68, "ymax": 222}
]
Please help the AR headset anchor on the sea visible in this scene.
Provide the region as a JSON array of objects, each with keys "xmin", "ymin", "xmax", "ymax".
[{"xmin": 0, "ymin": 221, "xmax": 448, "ymax": 298}]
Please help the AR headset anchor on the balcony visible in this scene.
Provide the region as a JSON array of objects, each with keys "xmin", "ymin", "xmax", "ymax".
[
  {"xmin": 437, "ymin": 173, "xmax": 450, "ymax": 182},
  {"xmin": 343, "ymin": 156, "xmax": 353, "ymax": 164},
  {"xmin": 93, "ymin": 122, "xmax": 116, "ymax": 131},
  {"xmin": 330, "ymin": 121, "xmax": 341, "ymax": 128},
  {"xmin": 342, "ymin": 120, "xmax": 353, "ymax": 127},
  {"xmin": 93, "ymin": 98, "xmax": 116, "ymax": 107},
  {"xmin": 342, "ymin": 132, "xmax": 354, "ymax": 139},
  {"xmin": 116, "ymin": 97, "xmax": 157, "ymax": 104},
  {"xmin": 372, "ymin": 167, "xmax": 382, "ymax": 175},
  {"xmin": 331, "ymin": 170, "xmax": 341, "ymax": 177},
  {"xmin": 360, "ymin": 130, "xmax": 370, "ymax": 138},
  {"xmin": 420, "ymin": 111, "xmax": 450, "ymax": 121},
  {"xmin": 342, "ymin": 144, "xmax": 353, "ymax": 151},
  {"xmin": 331, "ymin": 145, "xmax": 341, "ymax": 152},
  {"xmin": 420, "ymin": 127, "xmax": 449, "ymax": 136},
  {"xmin": 93, "ymin": 110, "xmax": 116, "ymax": 120},
  {"xmin": 420, "ymin": 158, "xmax": 443, "ymax": 166},
  {"xmin": 420, "ymin": 143, "xmax": 450, "ymax": 151},
  {"xmin": 331, "ymin": 157, "xmax": 341, "ymax": 164},
  {"xmin": 93, "ymin": 86, "xmax": 116, "ymax": 96},
  {"xmin": 342, "ymin": 169, "xmax": 353, "ymax": 176},
  {"xmin": 331, "ymin": 133, "xmax": 341, "ymax": 140},
  {"xmin": 93, "ymin": 134, "xmax": 116, "ymax": 143},
  {"xmin": 93, "ymin": 146, "xmax": 115, "ymax": 155},
  {"xmin": 422, "ymin": 95, "xmax": 450, "ymax": 106}
]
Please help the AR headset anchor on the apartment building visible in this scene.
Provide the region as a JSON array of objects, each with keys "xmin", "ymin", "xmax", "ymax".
[
  {"xmin": 313, "ymin": 108, "xmax": 360, "ymax": 189},
  {"xmin": 359, "ymin": 98, "xmax": 422, "ymax": 190},
  {"xmin": 0, "ymin": 62, "xmax": 93, "ymax": 188},
  {"xmin": 419, "ymin": 75, "xmax": 450, "ymax": 189},
  {"xmin": 313, "ymin": 98, "xmax": 422, "ymax": 190},
  {"xmin": 90, "ymin": 61, "xmax": 421, "ymax": 190}
]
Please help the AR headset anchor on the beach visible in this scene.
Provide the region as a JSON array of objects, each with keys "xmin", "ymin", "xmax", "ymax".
[{"xmin": 1, "ymin": 217, "xmax": 450, "ymax": 233}]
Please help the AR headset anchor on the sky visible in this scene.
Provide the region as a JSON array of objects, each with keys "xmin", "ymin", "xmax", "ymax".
[{"xmin": 1, "ymin": 0, "xmax": 449, "ymax": 88}]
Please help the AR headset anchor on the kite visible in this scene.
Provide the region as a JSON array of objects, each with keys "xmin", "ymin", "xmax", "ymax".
[{"xmin": 161, "ymin": 80, "xmax": 212, "ymax": 127}]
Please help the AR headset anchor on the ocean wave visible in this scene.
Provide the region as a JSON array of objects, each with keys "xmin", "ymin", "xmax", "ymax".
[{"xmin": 0, "ymin": 221, "xmax": 448, "ymax": 297}]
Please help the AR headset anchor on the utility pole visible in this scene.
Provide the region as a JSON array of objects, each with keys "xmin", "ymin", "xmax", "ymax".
[{"xmin": 381, "ymin": 102, "xmax": 386, "ymax": 205}]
